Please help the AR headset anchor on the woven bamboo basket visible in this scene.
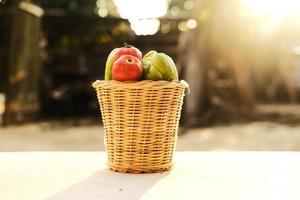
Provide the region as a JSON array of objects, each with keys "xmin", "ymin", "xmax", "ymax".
[{"xmin": 92, "ymin": 80, "xmax": 189, "ymax": 173}]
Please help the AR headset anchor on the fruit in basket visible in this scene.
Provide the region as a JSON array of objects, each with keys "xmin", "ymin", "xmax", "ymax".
[
  {"xmin": 105, "ymin": 43, "xmax": 142, "ymax": 80},
  {"xmin": 142, "ymin": 50, "xmax": 178, "ymax": 81},
  {"xmin": 112, "ymin": 55, "xmax": 143, "ymax": 81}
]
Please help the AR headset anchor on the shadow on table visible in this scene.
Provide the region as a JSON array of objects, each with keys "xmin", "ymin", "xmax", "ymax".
[{"xmin": 47, "ymin": 168, "xmax": 170, "ymax": 200}]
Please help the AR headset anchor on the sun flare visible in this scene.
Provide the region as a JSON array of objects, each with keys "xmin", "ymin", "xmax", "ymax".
[{"xmin": 243, "ymin": 0, "xmax": 300, "ymax": 18}]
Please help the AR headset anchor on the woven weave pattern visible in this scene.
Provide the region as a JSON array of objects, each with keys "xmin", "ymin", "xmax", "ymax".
[{"xmin": 93, "ymin": 80, "xmax": 187, "ymax": 173}]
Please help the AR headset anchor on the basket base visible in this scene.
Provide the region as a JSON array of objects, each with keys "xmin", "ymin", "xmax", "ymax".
[{"xmin": 108, "ymin": 163, "xmax": 173, "ymax": 174}]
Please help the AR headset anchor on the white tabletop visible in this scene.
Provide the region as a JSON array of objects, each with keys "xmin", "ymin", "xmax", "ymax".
[{"xmin": 0, "ymin": 152, "xmax": 300, "ymax": 200}]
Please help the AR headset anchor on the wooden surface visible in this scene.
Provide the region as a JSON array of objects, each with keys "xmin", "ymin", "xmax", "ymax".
[{"xmin": 0, "ymin": 152, "xmax": 300, "ymax": 200}]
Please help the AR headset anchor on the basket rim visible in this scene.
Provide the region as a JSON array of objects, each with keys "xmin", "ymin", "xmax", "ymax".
[{"xmin": 92, "ymin": 80, "xmax": 189, "ymax": 90}]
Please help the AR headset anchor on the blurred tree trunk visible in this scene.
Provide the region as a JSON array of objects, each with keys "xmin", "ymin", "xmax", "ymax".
[
  {"xmin": 3, "ymin": 0, "xmax": 42, "ymax": 124},
  {"xmin": 177, "ymin": 28, "xmax": 210, "ymax": 127},
  {"xmin": 177, "ymin": 0, "xmax": 255, "ymax": 126}
]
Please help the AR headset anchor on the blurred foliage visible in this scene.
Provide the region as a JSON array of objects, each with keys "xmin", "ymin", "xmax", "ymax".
[{"xmin": 34, "ymin": 0, "xmax": 95, "ymax": 12}]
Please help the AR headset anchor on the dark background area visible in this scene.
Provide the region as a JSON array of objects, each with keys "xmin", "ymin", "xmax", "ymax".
[
  {"xmin": 1, "ymin": 0, "xmax": 300, "ymax": 126},
  {"xmin": 0, "ymin": 1, "xmax": 183, "ymax": 122},
  {"xmin": 0, "ymin": 0, "xmax": 300, "ymax": 152}
]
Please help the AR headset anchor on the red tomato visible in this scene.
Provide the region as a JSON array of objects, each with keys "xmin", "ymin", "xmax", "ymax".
[
  {"xmin": 112, "ymin": 55, "xmax": 143, "ymax": 81},
  {"xmin": 113, "ymin": 46, "xmax": 142, "ymax": 62}
]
